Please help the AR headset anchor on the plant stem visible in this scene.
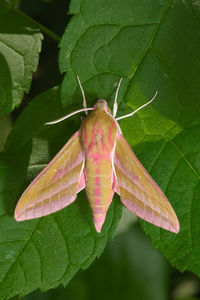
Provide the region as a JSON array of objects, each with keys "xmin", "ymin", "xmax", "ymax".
[{"xmin": 2, "ymin": 1, "xmax": 61, "ymax": 43}]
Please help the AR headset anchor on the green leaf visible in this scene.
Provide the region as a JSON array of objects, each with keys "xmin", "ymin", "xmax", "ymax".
[
  {"xmin": 0, "ymin": 3, "xmax": 43, "ymax": 115},
  {"xmin": 60, "ymin": 0, "xmax": 200, "ymax": 124},
  {"xmin": 138, "ymin": 121, "xmax": 200, "ymax": 274},
  {"xmin": 59, "ymin": 0, "xmax": 200, "ymax": 276},
  {"xmin": 0, "ymin": 115, "xmax": 12, "ymax": 151},
  {"xmin": 0, "ymin": 87, "xmax": 122, "ymax": 298},
  {"xmin": 68, "ymin": 0, "xmax": 81, "ymax": 14},
  {"xmin": 24, "ymin": 225, "xmax": 169, "ymax": 300}
]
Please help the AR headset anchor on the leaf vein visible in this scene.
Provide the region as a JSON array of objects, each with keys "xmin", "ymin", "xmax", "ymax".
[
  {"xmin": 0, "ymin": 219, "xmax": 41, "ymax": 286},
  {"xmin": 129, "ymin": 0, "xmax": 173, "ymax": 79},
  {"xmin": 0, "ymin": 39, "xmax": 24, "ymax": 58}
]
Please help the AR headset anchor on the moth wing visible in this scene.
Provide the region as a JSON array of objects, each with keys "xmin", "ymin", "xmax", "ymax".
[
  {"xmin": 113, "ymin": 133, "xmax": 179, "ymax": 233},
  {"xmin": 15, "ymin": 130, "xmax": 85, "ymax": 221}
]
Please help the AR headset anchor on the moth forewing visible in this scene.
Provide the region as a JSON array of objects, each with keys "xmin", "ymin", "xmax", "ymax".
[
  {"xmin": 113, "ymin": 133, "xmax": 179, "ymax": 233},
  {"xmin": 15, "ymin": 131, "xmax": 85, "ymax": 221}
]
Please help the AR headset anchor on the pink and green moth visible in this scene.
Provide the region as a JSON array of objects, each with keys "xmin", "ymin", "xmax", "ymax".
[{"xmin": 15, "ymin": 77, "xmax": 180, "ymax": 233}]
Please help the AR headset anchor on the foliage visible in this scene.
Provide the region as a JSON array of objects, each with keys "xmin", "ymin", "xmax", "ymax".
[
  {"xmin": 0, "ymin": 0, "xmax": 200, "ymax": 298},
  {"xmin": 24, "ymin": 225, "xmax": 169, "ymax": 300}
]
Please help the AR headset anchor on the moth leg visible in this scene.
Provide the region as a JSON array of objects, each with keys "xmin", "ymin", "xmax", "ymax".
[
  {"xmin": 116, "ymin": 91, "xmax": 158, "ymax": 121},
  {"xmin": 113, "ymin": 78, "xmax": 123, "ymax": 118},
  {"xmin": 77, "ymin": 75, "xmax": 88, "ymax": 115}
]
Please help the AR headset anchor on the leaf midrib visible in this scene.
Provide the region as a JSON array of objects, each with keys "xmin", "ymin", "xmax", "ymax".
[{"xmin": 129, "ymin": 0, "xmax": 173, "ymax": 79}]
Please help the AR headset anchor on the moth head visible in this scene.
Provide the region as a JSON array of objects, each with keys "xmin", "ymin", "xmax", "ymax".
[{"xmin": 94, "ymin": 100, "xmax": 111, "ymax": 113}]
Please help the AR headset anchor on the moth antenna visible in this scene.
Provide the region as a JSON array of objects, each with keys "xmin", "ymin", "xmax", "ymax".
[
  {"xmin": 116, "ymin": 91, "xmax": 158, "ymax": 121},
  {"xmin": 113, "ymin": 77, "xmax": 123, "ymax": 118},
  {"xmin": 45, "ymin": 108, "xmax": 93, "ymax": 125},
  {"xmin": 77, "ymin": 75, "xmax": 88, "ymax": 115}
]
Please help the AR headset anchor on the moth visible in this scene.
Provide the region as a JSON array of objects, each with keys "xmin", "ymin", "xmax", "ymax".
[{"xmin": 15, "ymin": 77, "xmax": 179, "ymax": 233}]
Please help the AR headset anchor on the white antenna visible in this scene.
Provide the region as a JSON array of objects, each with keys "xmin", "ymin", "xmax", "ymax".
[
  {"xmin": 77, "ymin": 75, "xmax": 88, "ymax": 115},
  {"xmin": 113, "ymin": 78, "xmax": 123, "ymax": 118},
  {"xmin": 116, "ymin": 91, "xmax": 158, "ymax": 121},
  {"xmin": 45, "ymin": 108, "xmax": 93, "ymax": 125},
  {"xmin": 45, "ymin": 75, "xmax": 92, "ymax": 125}
]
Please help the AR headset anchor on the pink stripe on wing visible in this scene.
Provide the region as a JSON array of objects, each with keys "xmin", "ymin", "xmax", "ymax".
[
  {"xmin": 118, "ymin": 181, "xmax": 161, "ymax": 216},
  {"xmin": 118, "ymin": 133, "xmax": 170, "ymax": 204},
  {"xmin": 114, "ymin": 155, "xmax": 142, "ymax": 189},
  {"xmin": 121, "ymin": 198, "xmax": 177, "ymax": 232},
  {"xmin": 21, "ymin": 195, "xmax": 76, "ymax": 219},
  {"xmin": 20, "ymin": 131, "xmax": 81, "ymax": 198},
  {"xmin": 25, "ymin": 177, "xmax": 79, "ymax": 210},
  {"xmin": 53, "ymin": 152, "xmax": 83, "ymax": 182}
]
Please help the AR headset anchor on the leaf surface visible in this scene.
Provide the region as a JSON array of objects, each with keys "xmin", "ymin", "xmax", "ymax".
[
  {"xmin": 24, "ymin": 225, "xmax": 168, "ymax": 300},
  {"xmin": 0, "ymin": 3, "xmax": 43, "ymax": 114}
]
